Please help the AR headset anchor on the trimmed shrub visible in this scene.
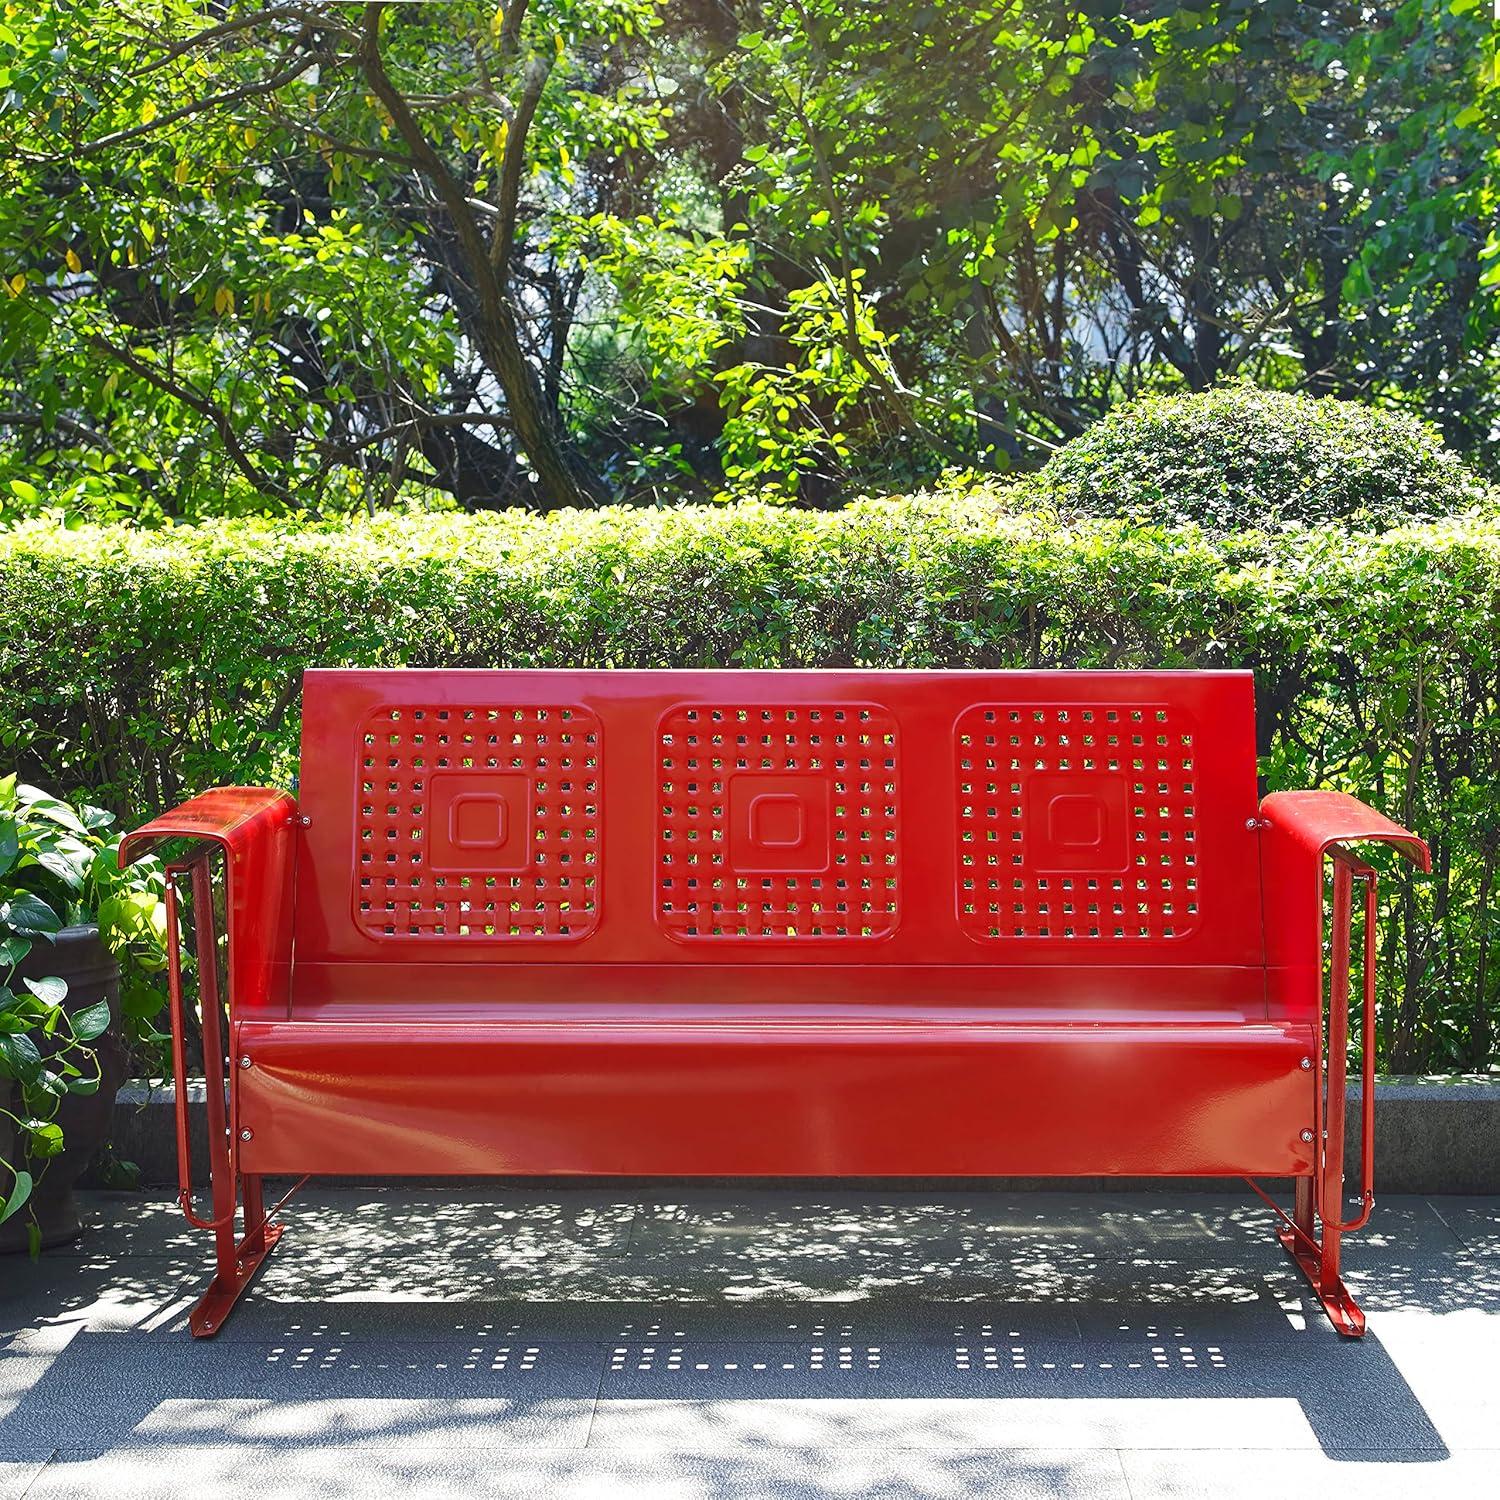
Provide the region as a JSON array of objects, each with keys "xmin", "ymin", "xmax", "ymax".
[
  {"xmin": 1, "ymin": 498, "xmax": 1497, "ymax": 1073},
  {"xmin": 1035, "ymin": 386, "xmax": 1490, "ymax": 532}
]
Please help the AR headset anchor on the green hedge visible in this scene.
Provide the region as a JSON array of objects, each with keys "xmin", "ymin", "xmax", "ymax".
[
  {"xmin": 1035, "ymin": 386, "xmax": 1491, "ymax": 532},
  {"xmin": 2, "ymin": 496, "xmax": 1497, "ymax": 1071}
]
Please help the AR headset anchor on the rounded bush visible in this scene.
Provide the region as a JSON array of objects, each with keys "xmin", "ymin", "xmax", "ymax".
[{"xmin": 1035, "ymin": 386, "xmax": 1488, "ymax": 531}]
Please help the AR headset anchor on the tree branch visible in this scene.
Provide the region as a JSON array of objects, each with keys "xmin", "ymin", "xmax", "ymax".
[
  {"xmin": 490, "ymin": 54, "xmax": 551, "ymax": 274},
  {"xmin": 76, "ymin": 52, "xmax": 333, "ymax": 159},
  {"xmin": 136, "ymin": 6, "xmax": 346, "ymax": 74},
  {"xmin": 359, "ymin": 6, "xmax": 494, "ymax": 283},
  {"xmin": 86, "ymin": 333, "xmax": 290, "ymax": 504},
  {"xmin": 357, "ymin": 2, "xmax": 599, "ymax": 507}
]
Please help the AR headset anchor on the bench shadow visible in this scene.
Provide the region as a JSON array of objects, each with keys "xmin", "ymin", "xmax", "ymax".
[{"xmin": 1, "ymin": 1189, "xmax": 1479, "ymax": 1465}]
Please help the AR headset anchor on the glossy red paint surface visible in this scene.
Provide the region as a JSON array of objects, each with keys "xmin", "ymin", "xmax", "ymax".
[
  {"xmin": 273, "ymin": 667, "xmax": 1283, "ymax": 1176},
  {"xmin": 235, "ymin": 1015, "xmax": 1315, "ymax": 1178},
  {"xmin": 294, "ymin": 668, "xmax": 1265, "ymax": 967},
  {"xmin": 1259, "ymin": 789, "xmax": 1431, "ymax": 1024},
  {"xmin": 122, "ymin": 669, "xmax": 1432, "ymax": 1339},
  {"xmin": 121, "ymin": 786, "xmax": 298, "ymax": 1015},
  {"xmin": 118, "ymin": 677, "xmax": 1433, "ymax": 1184}
]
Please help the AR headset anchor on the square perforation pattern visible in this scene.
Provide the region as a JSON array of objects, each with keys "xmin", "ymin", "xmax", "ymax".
[
  {"xmin": 657, "ymin": 703, "xmax": 900, "ymax": 941},
  {"xmin": 354, "ymin": 703, "xmax": 601, "ymax": 942},
  {"xmin": 956, "ymin": 703, "xmax": 1199, "ymax": 942}
]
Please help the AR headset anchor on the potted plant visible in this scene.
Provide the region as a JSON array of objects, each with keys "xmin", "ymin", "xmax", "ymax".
[{"xmin": 0, "ymin": 776, "xmax": 167, "ymax": 1252}]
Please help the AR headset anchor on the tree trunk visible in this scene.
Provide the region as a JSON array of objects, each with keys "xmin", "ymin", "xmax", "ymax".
[{"xmin": 360, "ymin": 4, "xmax": 602, "ymax": 511}]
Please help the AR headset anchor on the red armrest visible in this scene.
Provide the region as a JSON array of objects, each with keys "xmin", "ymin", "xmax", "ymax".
[
  {"xmin": 119, "ymin": 786, "xmax": 298, "ymax": 866},
  {"xmin": 1260, "ymin": 789, "xmax": 1430, "ymax": 872},
  {"xmin": 121, "ymin": 787, "xmax": 299, "ymax": 1016},
  {"xmin": 1259, "ymin": 789, "xmax": 1429, "ymax": 1018}
]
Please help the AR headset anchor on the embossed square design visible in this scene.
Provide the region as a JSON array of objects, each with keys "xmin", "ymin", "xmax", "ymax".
[
  {"xmin": 657, "ymin": 703, "xmax": 900, "ymax": 940},
  {"xmin": 729, "ymin": 776, "xmax": 830, "ymax": 872},
  {"xmin": 427, "ymin": 773, "xmax": 535, "ymax": 872},
  {"xmin": 956, "ymin": 703, "xmax": 1198, "ymax": 942},
  {"xmin": 355, "ymin": 704, "xmax": 601, "ymax": 941}
]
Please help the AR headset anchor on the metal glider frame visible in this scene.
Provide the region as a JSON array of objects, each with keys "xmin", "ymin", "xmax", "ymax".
[
  {"xmin": 164, "ymin": 849, "xmax": 304, "ymax": 1337},
  {"xmin": 1246, "ymin": 846, "xmax": 1379, "ymax": 1337}
]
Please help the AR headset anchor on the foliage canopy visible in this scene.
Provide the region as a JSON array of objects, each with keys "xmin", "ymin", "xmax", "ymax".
[{"xmin": 0, "ymin": 1, "xmax": 1496, "ymax": 515}]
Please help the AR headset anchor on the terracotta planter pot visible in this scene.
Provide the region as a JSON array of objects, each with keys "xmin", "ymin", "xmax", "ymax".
[{"xmin": 0, "ymin": 925, "xmax": 125, "ymax": 1252}]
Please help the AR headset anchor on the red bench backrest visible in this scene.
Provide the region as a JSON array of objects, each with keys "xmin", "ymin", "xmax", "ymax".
[{"xmin": 290, "ymin": 669, "xmax": 1266, "ymax": 986}]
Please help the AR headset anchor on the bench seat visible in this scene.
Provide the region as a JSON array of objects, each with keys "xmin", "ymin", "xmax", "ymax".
[
  {"xmin": 285, "ymin": 960, "xmax": 1276, "ymax": 1021},
  {"xmin": 237, "ymin": 1011, "xmax": 1315, "ymax": 1179}
]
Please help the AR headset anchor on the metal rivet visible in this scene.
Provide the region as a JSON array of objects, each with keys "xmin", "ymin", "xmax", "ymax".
[
  {"xmin": 239, "ymin": 1128, "xmax": 253, "ymax": 1141},
  {"xmin": 238, "ymin": 1055, "xmax": 252, "ymax": 1069},
  {"xmin": 298, "ymin": 814, "xmax": 311, "ymax": 827},
  {"xmin": 1300, "ymin": 1129, "xmax": 1314, "ymax": 1143},
  {"xmin": 1300, "ymin": 1057, "xmax": 1312, "ymax": 1071}
]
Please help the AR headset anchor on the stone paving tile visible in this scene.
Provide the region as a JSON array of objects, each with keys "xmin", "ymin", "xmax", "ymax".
[
  {"xmin": 1347, "ymin": 1309, "xmax": 1500, "ymax": 1453},
  {"xmin": 626, "ymin": 1192, "xmax": 1137, "ymax": 1255},
  {"xmin": 4, "ymin": 1187, "xmax": 1497, "ymax": 1491},
  {"xmin": 0, "ymin": 1330, "xmax": 604, "ymax": 1459},
  {"xmin": 1341, "ymin": 1240, "xmax": 1500, "ymax": 1318},
  {"xmin": 0, "ymin": 1457, "xmax": 48, "ymax": 1500},
  {"xmin": 1428, "ymin": 1196, "xmax": 1500, "ymax": 1256},
  {"xmin": 246, "ymin": 1244, "xmax": 663, "ymax": 1304},
  {"xmin": 1085, "ymin": 1193, "xmax": 1459, "ymax": 1258},
  {"xmin": 587, "ymin": 1393, "xmax": 1325, "ymax": 1455},
  {"xmin": 0, "ymin": 1257, "xmax": 204, "ymax": 1344},
  {"xmin": 1119, "ymin": 1447, "xmax": 1500, "ymax": 1498},
  {"xmin": 59, "ymin": 1187, "xmax": 638, "ymax": 1261},
  {"xmin": 18, "ymin": 1445, "xmax": 1132, "ymax": 1499}
]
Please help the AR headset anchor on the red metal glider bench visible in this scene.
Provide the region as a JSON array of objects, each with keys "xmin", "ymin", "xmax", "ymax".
[{"xmin": 121, "ymin": 668, "xmax": 1428, "ymax": 1338}]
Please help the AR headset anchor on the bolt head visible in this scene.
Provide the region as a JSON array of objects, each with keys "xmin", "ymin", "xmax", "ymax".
[
  {"xmin": 239, "ymin": 1128, "xmax": 253, "ymax": 1141},
  {"xmin": 238, "ymin": 1055, "xmax": 252, "ymax": 1069},
  {"xmin": 1300, "ymin": 1129, "xmax": 1315, "ymax": 1143},
  {"xmin": 1300, "ymin": 1056, "xmax": 1313, "ymax": 1071}
]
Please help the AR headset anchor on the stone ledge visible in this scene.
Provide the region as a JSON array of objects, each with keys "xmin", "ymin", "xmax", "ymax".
[{"xmin": 97, "ymin": 1075, "xmax": 1500, "ymax": 1194}]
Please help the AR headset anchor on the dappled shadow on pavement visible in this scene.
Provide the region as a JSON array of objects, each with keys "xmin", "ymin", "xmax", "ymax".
[{"xmin": 2, "ymin": 1186, "xmax": 1490, "ymax": 1470}]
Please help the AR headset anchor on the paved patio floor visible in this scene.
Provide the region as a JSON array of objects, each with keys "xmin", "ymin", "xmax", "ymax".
[{"xmin": 1, "ymin": 1185, "xmax": 1497, "ymax": 1497}]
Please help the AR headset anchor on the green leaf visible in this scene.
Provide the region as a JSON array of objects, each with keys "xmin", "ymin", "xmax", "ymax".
[
  {"xmin": 70, "ymin": 999, "xmax": 111, "ymax": 1040},
  {"xmin": 0, "ymin": 1032, "xmax": 42, "ymax": 1083},
  {"xmin": 34, "ymin": 841, "xmax": 90, "ymax": 890},
  {"xmin": 22, "ymin": 1119, "xmax": 63, "ymax": 1157},
  {"xmin": 14, "ymin": 788, "xmax": 88, "ymax": 836},
  {"xmin": 22, "ymin": 973, "xmax": 67, "ymax": 1005},
  {"xmin": 0, "ymin": 933, "xmax": 30, "ymax": 969},
  {"xmin": 0, "ymin": 894, "xmax": 61, "ymax": 938},
  {"xmin": 121, "ymin": 979, "xmax": 165, "ymax": 1021},
  {"xmin": 0, "ymin": 1170, "xmax": 33, "ymax": 1225}
]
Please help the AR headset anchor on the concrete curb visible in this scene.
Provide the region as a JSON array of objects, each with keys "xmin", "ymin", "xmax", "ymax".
[{"xmin": 96, "ymin": 1075, "xmax": 1500, "ymax": 1194}]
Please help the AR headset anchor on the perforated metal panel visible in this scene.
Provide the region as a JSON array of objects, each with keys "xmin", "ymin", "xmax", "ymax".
[
  {"xmin": 656, "ymin": 702, "xmax": 900, "ymax": 941},
  {"xmin": 955, "ymin": 703, "xmax": 1198, "ymax": 941},
  {"xmin": 354, "ymin": 703, "xmax": 601, "ymax": 941}
]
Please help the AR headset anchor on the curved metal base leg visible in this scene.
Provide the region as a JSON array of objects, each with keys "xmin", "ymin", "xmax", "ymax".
[
  {"xmin": 1277, "ymin": 1224, "xmax": 1366, "ymax": 1338},
  {"xmin": 189, "ymin": 1220, "xmax": 285, "ymax": 1338}
]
